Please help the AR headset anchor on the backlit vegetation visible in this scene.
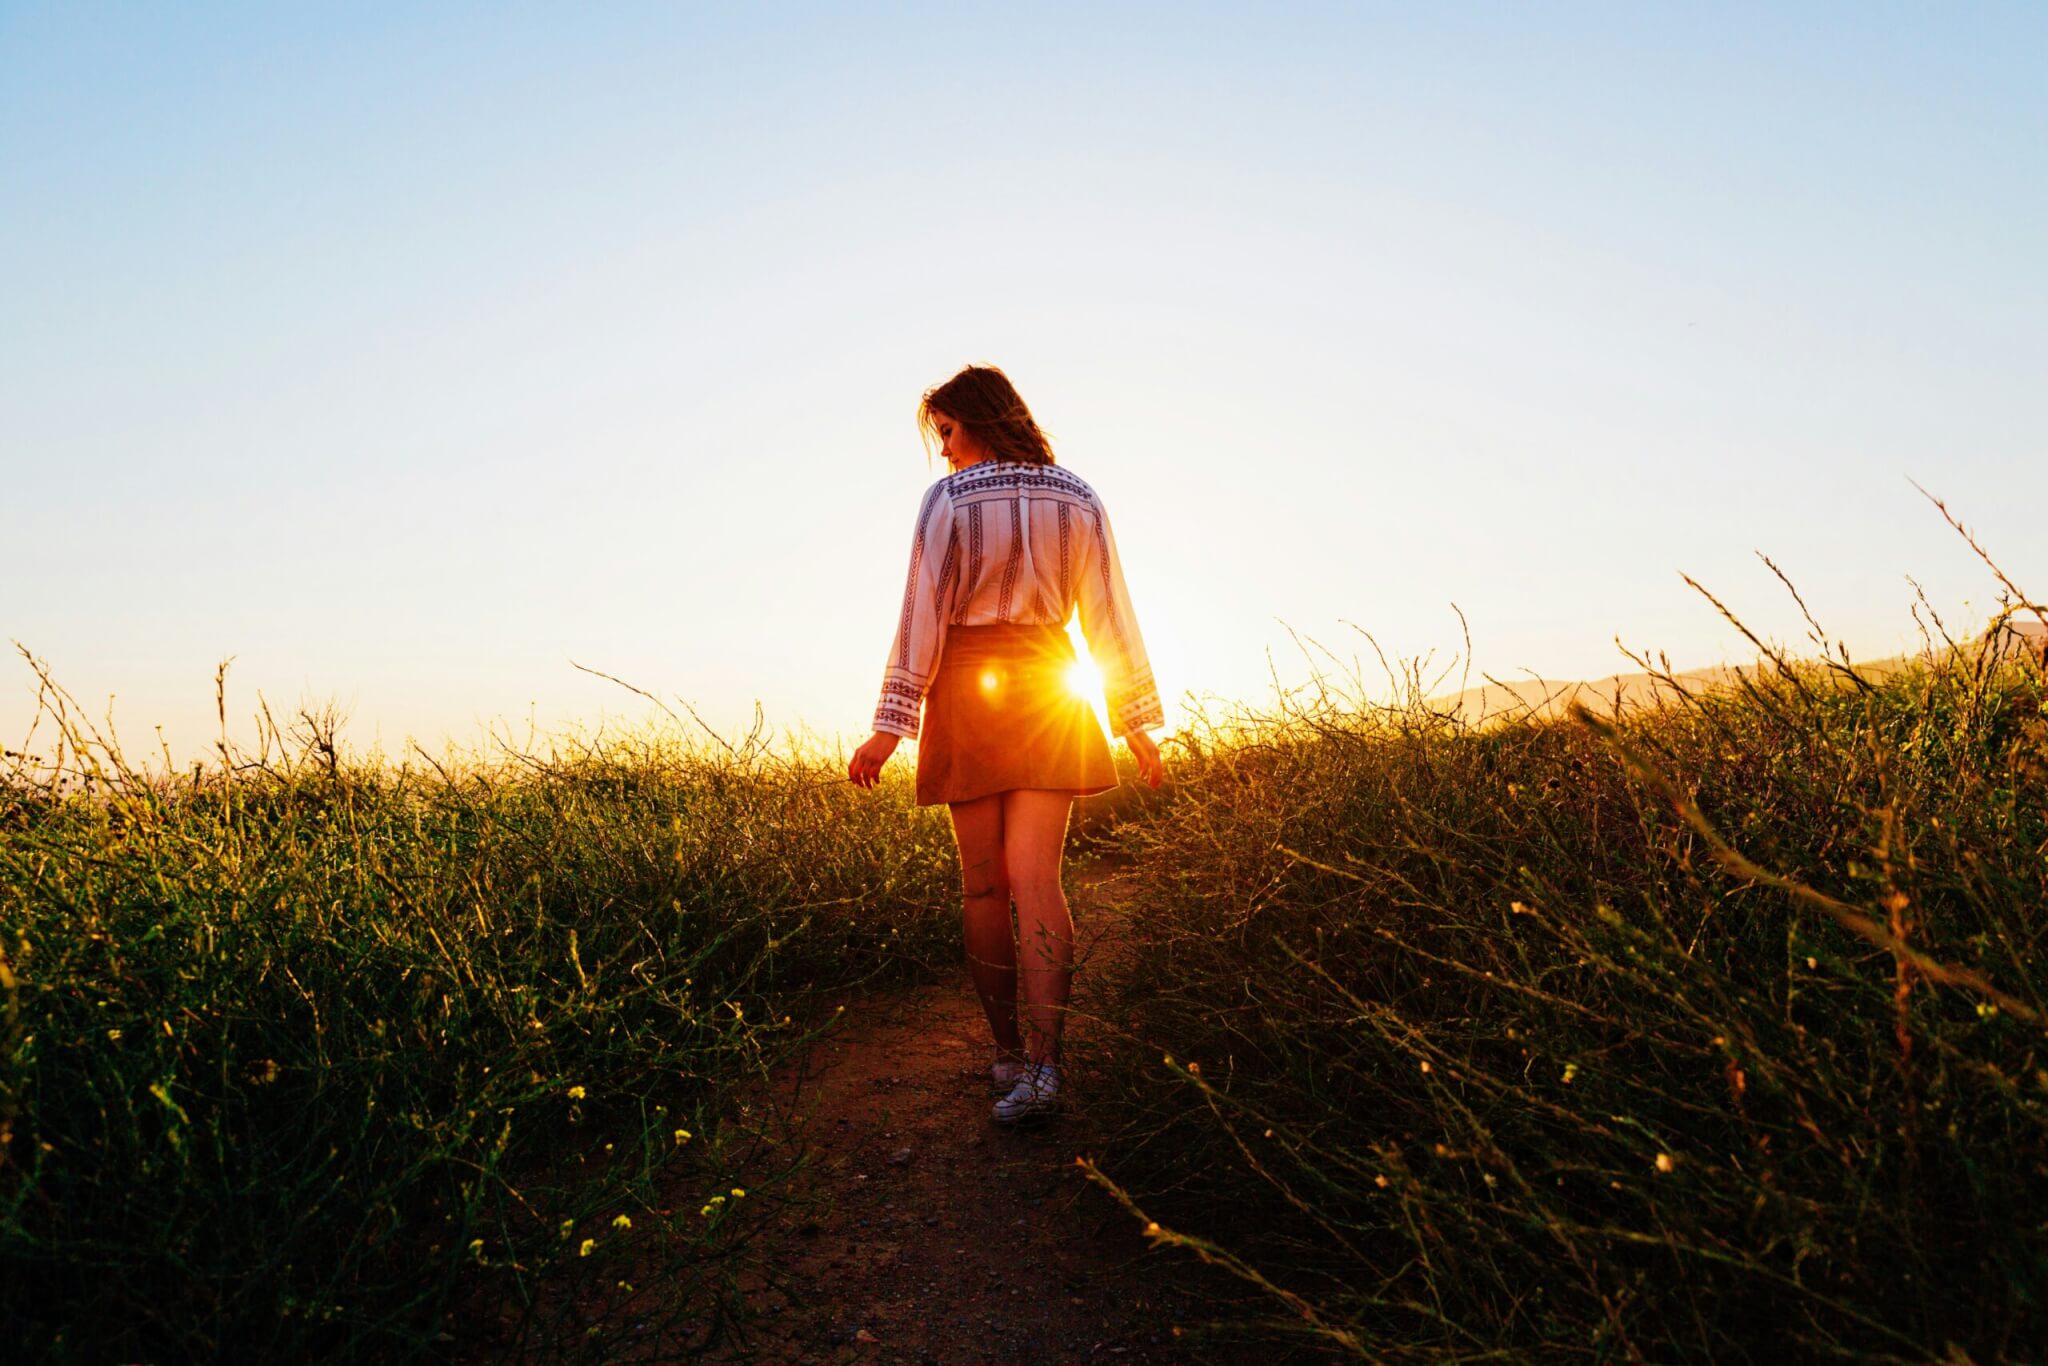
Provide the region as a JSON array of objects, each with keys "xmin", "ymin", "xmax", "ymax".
[
  {"xmin": 8, "ymin": 550, "xmax": 2046, "ymax": 1359},
  {"xmin": 1077, "ymin": 594, "xmax": 2048, "ymax": 1358},
  {"xmin": 0, "ymin": 666, "xmax": 955, "ymax": 1359}
]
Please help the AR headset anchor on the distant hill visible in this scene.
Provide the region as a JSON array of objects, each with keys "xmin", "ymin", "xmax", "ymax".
[{"xmin": 1433, "ymin": 615, "xmax": 2045, "ymax": 727}]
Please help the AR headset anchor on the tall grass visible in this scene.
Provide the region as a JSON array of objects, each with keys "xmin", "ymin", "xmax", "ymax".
[
  {"xmin": 0, "ymin": 663, "xmax": 956, "ymax": 1360},
  {"xmin": 1078, "ymin": 608, "xmax": 2048, "ymax": 1359},
  {"xmin": 11, "ymin": 553, "xmax": 2047, "ymax": 1359}
]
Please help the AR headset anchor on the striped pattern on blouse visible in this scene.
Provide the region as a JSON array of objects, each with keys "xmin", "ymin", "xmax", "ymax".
[{"xmin": 873, "ymin": 460, "xmax": 1163, "ymax": 742}]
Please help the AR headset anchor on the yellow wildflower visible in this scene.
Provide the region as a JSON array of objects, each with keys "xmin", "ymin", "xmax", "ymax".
[
  {"xmin": 567, "ymin": 1085, "xmax": 586, "ymax": 1101},
  {"xmin": 612, "ymin": 1214, "xmax": 632, "ymax": 1230},
  {"xmin": 579, "ymin": 1238, "xmax": 595, "ymax": 1257}
]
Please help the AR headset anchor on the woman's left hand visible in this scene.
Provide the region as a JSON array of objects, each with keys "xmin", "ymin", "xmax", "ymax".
[
  {"xmin": 1125, "ymin": 730, "xmax": 1165, "ymax": 789},
  {"xmin": 848, "ymin": 731, "xmax": 901, "ymax": 790}
]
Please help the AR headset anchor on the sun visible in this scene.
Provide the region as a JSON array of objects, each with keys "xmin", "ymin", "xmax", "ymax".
[
  {"xmin": 1064, "ymin": 653, "xmax": 1104, "ymax": 704},
  {"xmin": 1061, "ymin": 622, "xmax": 1113, "ymax": 734},
  {"xmin": 1060, "ymin": 617, "xmax": 1187, "ymax": 736}
]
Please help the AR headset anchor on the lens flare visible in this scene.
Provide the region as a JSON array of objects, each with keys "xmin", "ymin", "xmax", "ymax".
[
  {"xmin": 1061, "ymin": 622, "xmax": 1115, "ymax": 733},
  {"xmin": 1065, "ymin": 657, "xmax": 1102, "ymax": 699}
]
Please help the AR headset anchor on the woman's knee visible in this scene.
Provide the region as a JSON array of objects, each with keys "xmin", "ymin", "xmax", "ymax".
[
  {"xmin": 959, "ymin": 854, "xmax": 1011, "ymax": 904},
  {"xmin": 1007, "ymin": 870, "xmax": 1067, "ymax": 909}
]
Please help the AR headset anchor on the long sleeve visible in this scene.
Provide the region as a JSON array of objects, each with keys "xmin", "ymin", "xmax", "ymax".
[
  {"xmin": 872, "ymin": 481, "xmax": 959, "ymax": 739},
  {"xmin": 1074, "ymin": 496, "xmax": 1164, "ymax": 737}
]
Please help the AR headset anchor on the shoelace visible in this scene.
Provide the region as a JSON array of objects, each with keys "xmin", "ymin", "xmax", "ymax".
[{"xmin": 996, "ymin": 1064, "xmax": 1059, "ymax": 1117}]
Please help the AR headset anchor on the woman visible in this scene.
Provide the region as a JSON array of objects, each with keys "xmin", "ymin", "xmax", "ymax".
[{"xmin": 847, "ymin": 365, "xmax": 1164, "ymax": 1123}]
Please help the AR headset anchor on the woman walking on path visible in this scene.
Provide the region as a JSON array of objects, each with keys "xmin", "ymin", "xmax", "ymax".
[{"xmin": 848, "ymin": 365, "xmax": 1164, "ymax": 1123}]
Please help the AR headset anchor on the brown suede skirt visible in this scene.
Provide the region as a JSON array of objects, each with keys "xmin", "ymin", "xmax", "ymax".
[{"xmin": 915, "ymin": 624, "xmax": 1118, "ymax": 807}]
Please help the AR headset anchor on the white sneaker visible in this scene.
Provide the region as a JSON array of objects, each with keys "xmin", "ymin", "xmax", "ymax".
[{"xmin": 993, "ymin": 1063, "xmax": 1061, "ymax": 1123}]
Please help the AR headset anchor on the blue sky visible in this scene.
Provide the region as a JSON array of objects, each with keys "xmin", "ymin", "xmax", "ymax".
[{"xmin": 5, "ymin": 3, "xmax": 2044, "ymax": 761}]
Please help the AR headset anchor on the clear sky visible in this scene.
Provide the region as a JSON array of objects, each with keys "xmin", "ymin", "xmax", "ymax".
[{"xmin": 6, "ymin": 3, "xmax": 2045, "ymax": 764}]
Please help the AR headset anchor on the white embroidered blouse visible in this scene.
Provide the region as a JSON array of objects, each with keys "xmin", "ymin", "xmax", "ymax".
[{"xmin": 873, "ymin": 460, "xmax": 1163, "ymax": 741}]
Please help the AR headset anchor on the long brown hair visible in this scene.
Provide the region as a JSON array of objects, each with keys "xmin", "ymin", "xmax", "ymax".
[{"xmin": 918, "ymin": 365, "xmax": 1056, "ymax": 466}]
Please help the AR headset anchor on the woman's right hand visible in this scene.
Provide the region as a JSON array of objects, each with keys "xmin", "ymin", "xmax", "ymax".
[
  {"xmin": 848, "ymin": 730, "xmax": 900, "ymax": 790},
  {"xmin": 1125, "ymin": 730, "xmax": 1164, "ymax": 789}
]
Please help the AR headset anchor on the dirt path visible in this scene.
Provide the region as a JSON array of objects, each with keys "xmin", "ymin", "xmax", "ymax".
[{"xmin": 677, "ymin": 863, "xmax": 1262, "ymax": 1364}]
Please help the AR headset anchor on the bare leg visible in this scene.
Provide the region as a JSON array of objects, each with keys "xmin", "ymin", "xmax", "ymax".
[
  {"xmin": 1001, "ymin": 789, "xmax": 1075, "ymax": 1066},
  {"xmin": 948, "ymin": 793, "xmax": 1020, "ymax": 1058}
]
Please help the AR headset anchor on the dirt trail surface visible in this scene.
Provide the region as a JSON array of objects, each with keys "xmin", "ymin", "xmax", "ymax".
[{"xmin": 674, "ymin": 864, "xmax": 1266, "ymax": 1364}]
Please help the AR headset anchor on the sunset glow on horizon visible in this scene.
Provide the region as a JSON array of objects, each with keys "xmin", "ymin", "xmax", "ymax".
[{"xmin": 6, "ymin": 5, "xmax": 2044, "ymax": 765}]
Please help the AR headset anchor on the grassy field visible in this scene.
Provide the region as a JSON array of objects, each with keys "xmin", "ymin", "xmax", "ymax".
[
  {"xmin": 0, "ymin": 675, "xmax": 958, "ymax": 1360},
  {"xmin": 8, "ymin": 598, "xmax": 2047, "ymax": 1360},
  {"xmin": 1074, "ymin": 620, "xmax": 2048, "ymax": 1359}
]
